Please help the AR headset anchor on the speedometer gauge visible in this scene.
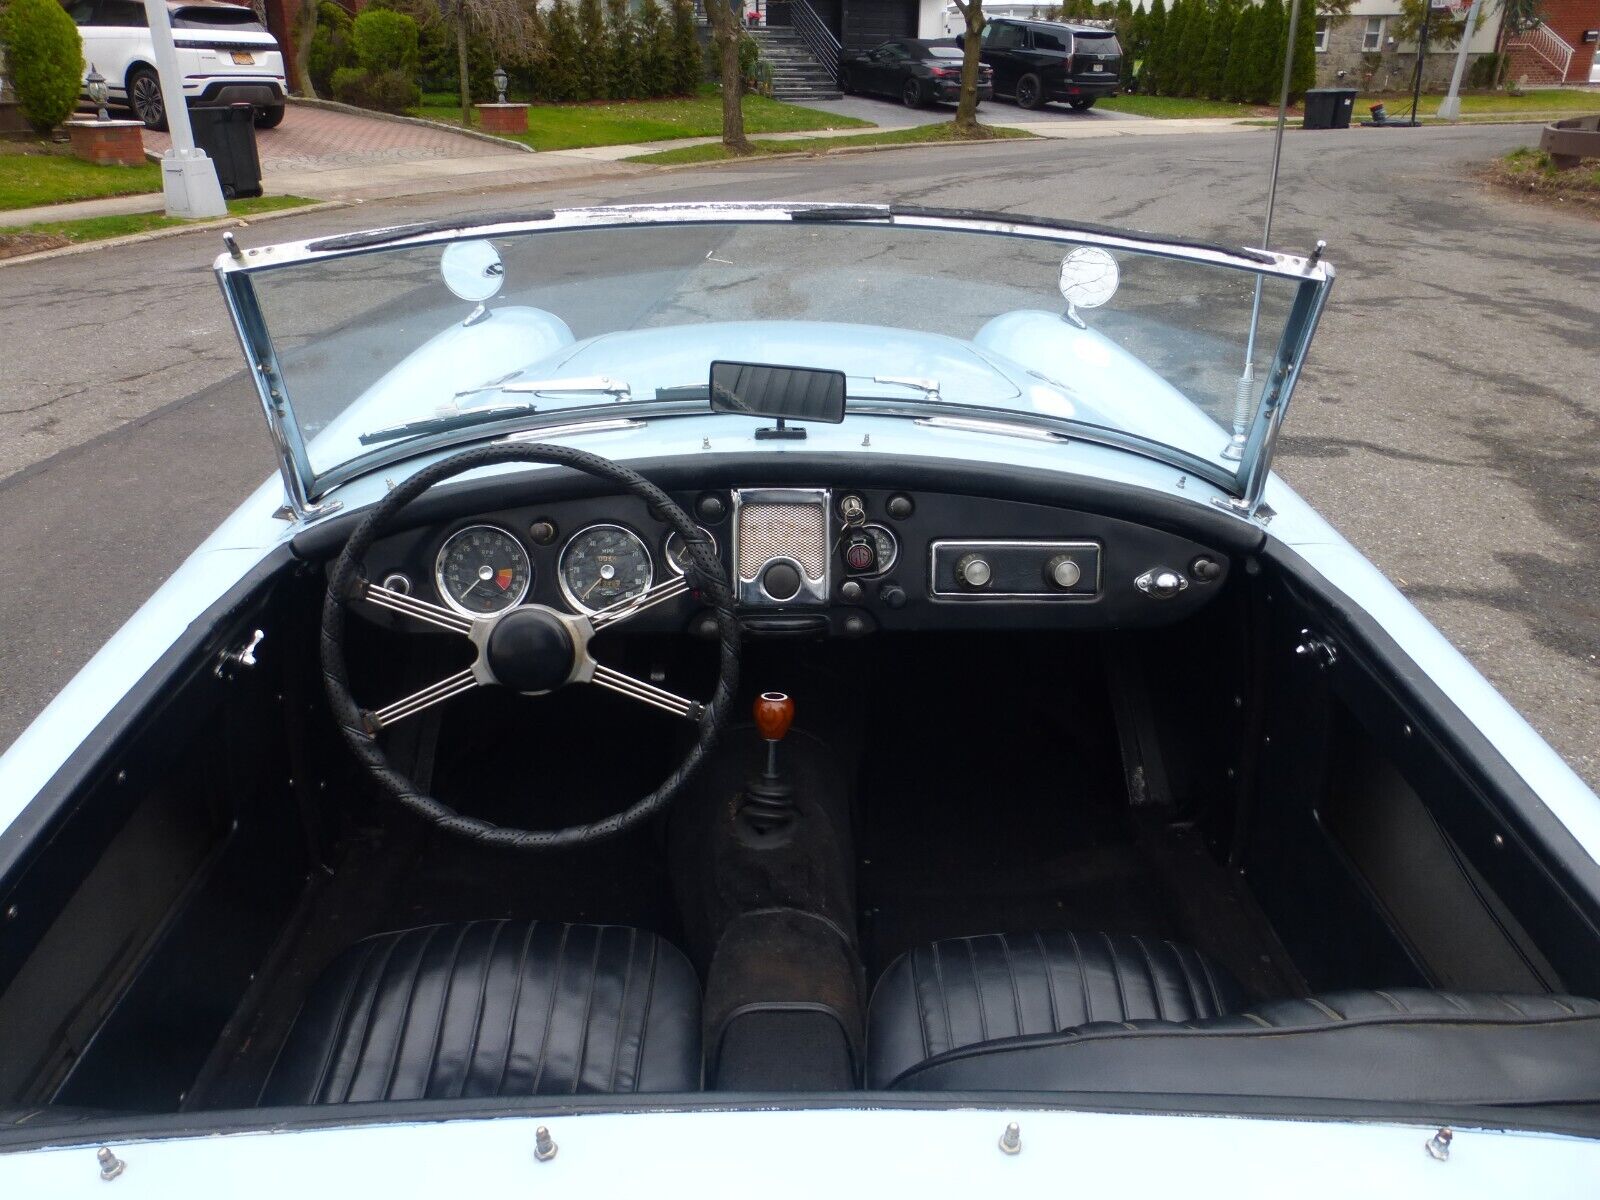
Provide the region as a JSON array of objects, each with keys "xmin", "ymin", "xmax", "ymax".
[
  {"xmin": 434, "ymin": 525, "xmax": 532, "ymax": 616},
  {"xmin": 559, "ymin": 524, "xmax": 653, "ymax": 615}
]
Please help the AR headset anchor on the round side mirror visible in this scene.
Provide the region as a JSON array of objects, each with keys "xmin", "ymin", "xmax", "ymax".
[
  {"xmin": 440, "ymin": 240, "xmax": 505, "ymax": 304},
  {"xmin": 1058, "ymin": 247, "xmax": 1120, "ymax": 322}
]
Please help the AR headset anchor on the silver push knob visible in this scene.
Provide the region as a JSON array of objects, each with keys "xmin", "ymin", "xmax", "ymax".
[
  {"xmin": 1046, "ymin": 554, "xmax": 1081, "ymax": 589},
  {"xmin": 1135, "ymin": 568, "xmax": 1188, "ymax": 599},
  {"xmin": 956, "ymin": 554, "xmax": 992, "ymax": 588}
]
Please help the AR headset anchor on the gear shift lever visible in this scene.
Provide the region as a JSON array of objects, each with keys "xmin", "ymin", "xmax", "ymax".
[{"xmin": 740, "ymin": 692, "xmax": 796, "ymax": 840}]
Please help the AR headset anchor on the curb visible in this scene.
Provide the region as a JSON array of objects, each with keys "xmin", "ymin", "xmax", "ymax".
[
  {"xmin": 631, "ymin": 128, "xmax": 1043, "ymax": 169},
  {"xmin": 287, "ymin": 96, "xmax": 537, "ymax": 154},
  {"xmin": 0, "ymin": 199, "xmax": 345, "ymax": 268}
]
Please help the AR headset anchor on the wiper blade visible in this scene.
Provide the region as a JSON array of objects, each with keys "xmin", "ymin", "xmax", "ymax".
[
  {"xmin": 359, "ymin": 403, "xmax": 539, "ymax": 445},
  {"xmin": 498, "ymin": 375, "xmax": 632, "ymax": 402}
]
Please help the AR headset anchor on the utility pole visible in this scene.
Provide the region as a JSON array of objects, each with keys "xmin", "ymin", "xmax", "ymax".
[
  {"xmin": 142, "ymin": 0, "xmax": 226, "ymax": 218},
  {"xmin": 1436, "ymin": 0, "xmax": 1485, "ymax": 120}
]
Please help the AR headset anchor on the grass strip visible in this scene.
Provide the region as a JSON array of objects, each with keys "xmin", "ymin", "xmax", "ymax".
[
  {"xmin": 0, "ymin": 195, "xmax": 317, "ymax": 258},
  {"xmin": 0, "ymin": 144, "xmax": 162, "ymax": 211},
  {"xmin": 1484, "ymin": 147, "xmax": 1600, "ymax": 214},
  {"xmin": 412, "ymin": 84, "xmax": 872, "ymax": 152},
  {"xmin": 625, "ymin": 121, "xmax": 1034, "ymax": 165}
]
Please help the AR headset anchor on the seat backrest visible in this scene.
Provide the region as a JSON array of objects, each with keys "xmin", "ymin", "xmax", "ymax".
[{"xmin": 892, "ymin": 988, "xmax": 1600, "ymax": 1105}]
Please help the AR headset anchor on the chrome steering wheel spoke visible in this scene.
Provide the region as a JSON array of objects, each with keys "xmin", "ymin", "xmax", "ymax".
[
  {"xmin": 368, "ymin": 667, "xmax": 480, "ymax": 730},
  {"xmin": 362, "ymin": 580, "xmax": 476, "ymax": 636},
  {"xmin": 588, "ymin": 663, "xmax": 706, "ymax": 721},
  {"xmin": 589, "ymin": 574, "xmax": 692, "ymax": 631}
]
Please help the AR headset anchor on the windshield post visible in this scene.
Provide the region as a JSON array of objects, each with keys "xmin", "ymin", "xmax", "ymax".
[
  {"xmin": 1234, "ymin": 274, "xmax": 1331, "ymax": 514},
  {"xmin": 216, "ymin": 265, "xmax": 335, "ymax": 520}
]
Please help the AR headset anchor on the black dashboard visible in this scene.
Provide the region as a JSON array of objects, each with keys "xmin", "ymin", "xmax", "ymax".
[{"xmin": 353, "ymin": 485, "xmax": 1231, "ymax": 637}]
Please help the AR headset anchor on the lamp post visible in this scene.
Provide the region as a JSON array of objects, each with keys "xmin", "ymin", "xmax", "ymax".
[
  {"xmin": 141, "ymin": 0, "xmax": 226, "ymax": 218},
  {"xmin": 86, "ymin": 63, "xmax": 109, "ymax": 121},
  {"xmin": 493, "ymin": 66, "xmax": 509, "ymax": 105}
]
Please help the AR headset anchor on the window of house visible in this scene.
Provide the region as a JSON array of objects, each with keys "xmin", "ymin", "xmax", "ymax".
[
  {"xmin": 1362, "ymin": 16, "xmax": 1384, "ymax": 51},
  {"xmin": 1314, "ymin": 17, "xmax": 1329, "ymax": 51}
]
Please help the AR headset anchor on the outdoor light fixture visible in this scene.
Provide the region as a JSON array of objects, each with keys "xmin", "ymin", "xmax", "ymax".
[
  {"xmin": 86, "ymin": 63, "xmax": 109, "ymax": 121},
  {"xmin": 493, "ymin": 65, "xmax": 509, "ymax": 104}
]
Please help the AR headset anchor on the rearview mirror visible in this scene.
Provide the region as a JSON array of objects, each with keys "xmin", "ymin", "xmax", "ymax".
[
  {"xmin": 709, "ymin": 360, "xmax": 847, "ymax": 428},
  {"xmin": 1058, "ymin": 246, "xmax": 1120, "ymax": 328},
  {"xmin": 439, "ymin": 239, "xmax": 505, "ymax": 304}
]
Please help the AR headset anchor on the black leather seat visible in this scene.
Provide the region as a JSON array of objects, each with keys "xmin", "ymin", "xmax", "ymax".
[
  {"xmin": 868, "ymin": 932, "xmax": 1600, "ymax": 1104},
  {"xmin": 867, "ymin": 931, "xmax": 1244, "ymax": 1088},
  {"xmin": 261, "ymin": 921, "xmax": 702, "ymax": 1104}
]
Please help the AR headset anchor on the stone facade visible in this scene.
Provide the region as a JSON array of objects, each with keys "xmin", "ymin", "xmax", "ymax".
[{"xmin": 1315, "ymin": 13, "xmax": 1490, "ymax": 91}]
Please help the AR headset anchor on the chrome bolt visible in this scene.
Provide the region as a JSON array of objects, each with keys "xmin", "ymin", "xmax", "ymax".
[
  {"xmin": 998, "ymin": 1122, "xmax": 1021, "ymax": 1155},
  {"xmin": 96, "ymin": 1147, "xmax": 125, "ymax": 1181},
  {"xmin": 1425, "ymin": 1127, "xmax": 1452, "ymax": 1161},
  {"xmin": 534, "ymin": 1126, "xmax": 558, "ymax": 1162}
]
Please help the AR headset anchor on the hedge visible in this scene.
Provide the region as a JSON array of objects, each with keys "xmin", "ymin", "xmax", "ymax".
[{"xmin": 1, "ymin": 0, "xmax": 84, "ymax": 133}]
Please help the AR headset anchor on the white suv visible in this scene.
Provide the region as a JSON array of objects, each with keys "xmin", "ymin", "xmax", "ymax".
[{"xmin": 64, "ymin": 0, "xmax": 287, "ymax": 130}]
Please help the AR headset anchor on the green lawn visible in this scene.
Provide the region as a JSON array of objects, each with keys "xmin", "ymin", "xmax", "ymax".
[
  {"xmin": 1, "ymin": 195, "xmax": 316, "ymax": 253},
  {"xmin": 626, "ymin": 121, "xmax": 1034, "ymax": 165},
  {"xmin": 411, "ymin": 85, "xmax": 872, "ymax": 151},
  {"xmin": 0, "ymin": 144, "xmax": 161, "ymax": 211},
  {"xmin": 1487, "ymin": 146, "xmax": 1600, "ymax": 212},
  {"xmin": 1097, "ymin": 94, "xmax": 1268, "ymax": 119},
  {"xmin": 1099, "ymin": 86, "xmax": 1600, "ymax": 123}
]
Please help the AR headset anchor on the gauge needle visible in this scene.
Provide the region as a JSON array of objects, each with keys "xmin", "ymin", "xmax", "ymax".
[{"xmin": 582, "ymin": 576, "xmax": 604, "ymax": 601}]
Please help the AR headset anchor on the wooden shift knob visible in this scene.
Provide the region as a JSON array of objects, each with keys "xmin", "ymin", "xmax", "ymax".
[{"xmin": 753, "ymin": 692, "xmax": 794, "ymax": 742}]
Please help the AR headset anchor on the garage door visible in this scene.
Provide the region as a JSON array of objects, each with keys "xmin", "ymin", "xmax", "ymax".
[{"xmin": 841, "ymin": 0, "xmax": 917, "ymax": 48}]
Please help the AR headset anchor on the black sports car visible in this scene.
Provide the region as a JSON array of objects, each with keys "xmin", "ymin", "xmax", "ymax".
[{"xmin": 839, "ymin": 39, "xmax": 994, "ymax": 108}]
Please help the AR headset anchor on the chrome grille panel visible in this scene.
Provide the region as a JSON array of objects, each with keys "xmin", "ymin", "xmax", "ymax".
[
  {"xmin": 737, "ymin": 503, "xmax": 827, "ymax": 582},
  {"xmin": 731, "ymin": 488, "xmax": 831, "ymax": 605}
]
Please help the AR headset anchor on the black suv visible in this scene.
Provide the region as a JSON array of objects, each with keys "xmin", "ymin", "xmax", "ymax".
[{"xmin": 979, "ymin": 19, "xmax": 1122, "ymax": 111}]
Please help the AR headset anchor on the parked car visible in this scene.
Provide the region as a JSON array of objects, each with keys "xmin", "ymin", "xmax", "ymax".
[
  {"xmin": 980, "ymin": 17, "xmax": 1122, "ymax": 110},
  {"xmin": 2, "ymin": 205, "xmax": 1600, "ymax": 1192},
  {"xmin": 840, "ymin": 38, "xmax": 994, "ymax": 107},
  {"xmin": 62, "ymin": 0, "xmax": 287, "ymax": 130}
]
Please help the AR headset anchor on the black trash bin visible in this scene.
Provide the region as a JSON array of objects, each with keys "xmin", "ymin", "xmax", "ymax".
[
  {"xmin": 1303, "ymin": 88, "xmax": 1356, "ymax": 130},
  {"xmin": 188, "ymin": 103, "xmax": 262, "ymax": 199}
]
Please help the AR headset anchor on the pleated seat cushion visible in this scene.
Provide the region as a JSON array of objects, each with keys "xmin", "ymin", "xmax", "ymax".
[{"xmin": 261, "ymin": 921, "xmax": 702, "ymax": 1104}]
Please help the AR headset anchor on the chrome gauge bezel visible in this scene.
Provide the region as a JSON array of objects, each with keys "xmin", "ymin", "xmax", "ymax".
[
  {"xmin": 433, "ymin": 523, "xmax": 533, "ymax": 617},
  {"xmin": 854, "ymin": 523, "xmax": 899, "ymax": 578},
  {"xmin": 663, "ymin": 526, "xmax": 718, "ymax": 576},
  {"xmin": 558, "ymin": 522, "xmax": 654, "ymax": 616}
]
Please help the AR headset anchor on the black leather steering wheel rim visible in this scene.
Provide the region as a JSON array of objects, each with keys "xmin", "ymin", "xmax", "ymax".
[{"xmin": 320, "ymin": 442, "xmax": 740, "ymax": 851}]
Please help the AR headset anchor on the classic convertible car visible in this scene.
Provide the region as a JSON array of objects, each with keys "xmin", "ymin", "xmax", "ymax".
[{"xmin": 2, "ymin": 204, "xmax": 1598, "ymax": 1192}]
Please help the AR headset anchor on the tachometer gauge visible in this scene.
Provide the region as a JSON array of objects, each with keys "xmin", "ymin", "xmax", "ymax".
[
  {"xmin": 663, "ymin": 527, "xmax": 718, "ymax": 576},
  {"xmin": 559, "ymin": 524, "xmax": 653, "ymax": 615},
  {"xmin": 434, "ymin": 525, "xmax": 532, "ymax": 616}
]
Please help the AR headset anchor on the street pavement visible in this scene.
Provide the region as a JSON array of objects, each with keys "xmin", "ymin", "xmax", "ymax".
[{"xmin": 0, "ymin": 122, "xmax": 1595, "ymax": 791}]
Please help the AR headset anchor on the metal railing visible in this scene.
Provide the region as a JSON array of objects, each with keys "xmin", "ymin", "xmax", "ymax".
[
  {"xmin": 788, "ymin": 0, "xmax": 840, "ymax": 81},
  {"xmin": 1509, "ymin": 20, "xmax": 1575, "ymax": 81}
]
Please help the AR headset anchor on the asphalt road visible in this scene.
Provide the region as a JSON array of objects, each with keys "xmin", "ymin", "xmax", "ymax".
[{"xmin": 0, "ymin": 123, "xmax": 1595, "ymax": 790}]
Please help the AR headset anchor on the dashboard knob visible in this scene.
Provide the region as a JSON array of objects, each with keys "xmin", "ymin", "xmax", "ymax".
[
  {"xmin": 1135, "ymin": 568, "xmax": 1188, "ymax": 599},
  {"xmin": 886, "ymin": 494, "xmax": 914, "ymax": 520},
  {"xmin": 762, "ymin": 561, "xmax": 802, "ymax": 601},
  {"xmin": 879, "ymin": 583, "xmax": 907, "ymax": 610},
  {"xmin": 696, "ymin": 494, "xmax": 727, "ymax": 522},
  {"xmin": 956, "ymin": 553, "xmax": 992, "ymax": 588},
  {"xmin": 840, "ymin": 580, "xmax": 864, "ymax": 603},
  {"xmin": 1046, "ymin": 554, "xmax": 1082, "ymax": 589}
]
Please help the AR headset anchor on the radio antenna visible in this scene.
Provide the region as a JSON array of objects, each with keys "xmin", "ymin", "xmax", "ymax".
[{"xmin": 1224, "ymin": 0, "xmax": 1304, "ymax": 462}]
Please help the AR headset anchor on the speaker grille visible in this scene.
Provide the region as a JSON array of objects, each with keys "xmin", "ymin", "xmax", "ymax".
[{"xmin": 737, "ymin": 502, "xmax": 827, "ymax": 582}]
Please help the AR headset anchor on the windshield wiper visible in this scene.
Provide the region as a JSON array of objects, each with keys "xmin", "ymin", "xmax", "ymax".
[
  {"xmin": 451, "ymin": 375, "xmax": 634, "ymax": 403},
  {"xmin": 873, "ymin": 375, "xmax": 942, "ymax": 402},
  {"xmin": 359, "ymin": 403, "xmax": 539, "ymax": 445}
]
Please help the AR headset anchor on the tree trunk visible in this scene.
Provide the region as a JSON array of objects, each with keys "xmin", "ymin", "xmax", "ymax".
[
  {"xmin": 953, "ymin": 0, "xmax": 984, "ymax": 134},
  {"xmin": 704, "ymin": 0, "xmax": 750, "ymax": 152},
  {"xmin": 294, "ymin": 0, "xmax": 319, "ymax": 99},
  {"xmin": 457, "ymin": 18, "xmax": 472, "ymax": 126}
]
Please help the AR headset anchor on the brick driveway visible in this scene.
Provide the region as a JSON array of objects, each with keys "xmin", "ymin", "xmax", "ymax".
[{"xmin": 142, "ymin": 103, "xmax": 521, "ymax": 173}]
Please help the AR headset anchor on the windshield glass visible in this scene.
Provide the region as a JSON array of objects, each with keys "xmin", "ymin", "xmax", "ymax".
[{"xmin": 238, "ymin": 215, "xmax": 1319, "ymax": 496}]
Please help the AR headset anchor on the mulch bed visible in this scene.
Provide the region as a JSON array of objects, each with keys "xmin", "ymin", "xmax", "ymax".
[{"xmin": 0, "ymin": 231, "xmax": 72, "ymax": 260}]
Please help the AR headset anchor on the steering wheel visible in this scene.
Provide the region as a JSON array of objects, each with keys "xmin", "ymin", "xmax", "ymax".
[{"xmin": 321, "ymin": 443, "xmax": 740, "ymax": 851}]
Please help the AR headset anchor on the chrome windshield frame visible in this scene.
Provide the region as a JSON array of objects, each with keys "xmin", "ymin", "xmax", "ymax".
[{"xmin": 214, "ymin": 202, "xmax": 1335, "ymax": 520}]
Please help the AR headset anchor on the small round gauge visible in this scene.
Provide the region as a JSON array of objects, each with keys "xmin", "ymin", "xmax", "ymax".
[
  {"xmin": 559, "ymin": 524, "xmax": 653, "ymax": 615},
  {"xmin": 434, "ymin": 525, "xmax": 532, "ymax": 616},
  {"xmin": 844, "ymin": 524, "xmax": 898, "ymax": 576},
  {"xmin": 663, "ymin": 527, "xmax": 718, "ymax": 576}
]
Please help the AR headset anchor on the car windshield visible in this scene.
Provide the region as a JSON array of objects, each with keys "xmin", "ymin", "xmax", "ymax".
[{"xmin": 232, "ymin": 211, "xmax": 1326, "ymax": 499}]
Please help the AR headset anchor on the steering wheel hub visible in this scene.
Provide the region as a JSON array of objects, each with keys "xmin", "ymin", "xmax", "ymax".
[{"xmin": 484, "ymin": 606, "xmax": 577, "ymax": 693}]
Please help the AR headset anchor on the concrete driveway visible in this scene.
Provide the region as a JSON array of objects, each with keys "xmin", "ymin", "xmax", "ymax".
[
  {"xmin": 804, "ymin": 92, "xmax": 1147, "ymax": 130},
  {"xmin": 0, "ymin": 123, "xmax": 1595, "ymax": 791}
]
